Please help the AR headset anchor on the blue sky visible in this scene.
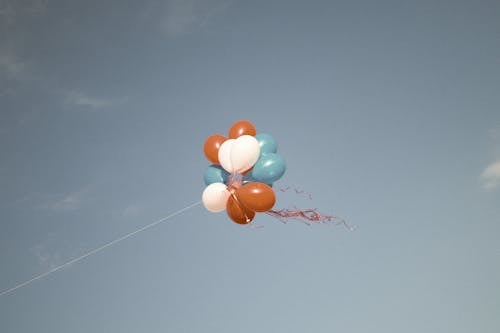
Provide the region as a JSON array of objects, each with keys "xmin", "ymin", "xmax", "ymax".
[{"xmin": 1, "ymin": 0, "xmax": 499, "ymax": 332}]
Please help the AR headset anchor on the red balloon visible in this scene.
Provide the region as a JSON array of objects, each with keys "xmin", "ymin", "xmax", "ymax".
[
  {"xmin": 236, "ymin": 182, "xmax": 275, "ymax": 212},
  {"xmin": 203, "ymin": 134, "xmax": 227, "ymax": 164},
  {"xmin": 226, "ymin": 195, "xmax": 255, "ymax": 224},
  {"xmin": 228, "ymin": 120, "xmax": 257, "ymax": 139}
]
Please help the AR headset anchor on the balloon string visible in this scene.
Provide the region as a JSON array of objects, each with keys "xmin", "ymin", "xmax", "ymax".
[
  {"xmin": 266, "ymin": 208, "xmax": 355, "ymax": 230},
  {"xmin": 279, "ymin": 186, "xmax": 313, "ymax": 200},
  {"xmin": 266, "ymin": 208, "xmax": 329, "ymax": 224},
  {"xmin": 0, "ymin": 200, "xmax": 202, "ymax": 298}
]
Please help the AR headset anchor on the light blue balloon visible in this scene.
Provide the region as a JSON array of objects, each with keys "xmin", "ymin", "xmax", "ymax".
[
  {"xmin": 256, "ymin": 133, "xmax": 278, "ymax": 155},
  {"xmin": 204, "ymin": 164, "xmax": 229, "ymax": 185},
  {"xmin": 251, "ymin": 153, "xmax": 286, "ymax": 184},
  {"xmin": 243, "ymin": 172, "xmax": 273, "ymax": 187},
  {"xmin": 243, "ymin": 172, "xmax": 254, "ymax": 183}
]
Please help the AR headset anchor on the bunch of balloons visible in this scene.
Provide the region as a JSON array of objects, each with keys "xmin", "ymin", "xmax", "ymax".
[{"xmin": 202, "ymin": 120, "xmax": 286, "ymax": 224}]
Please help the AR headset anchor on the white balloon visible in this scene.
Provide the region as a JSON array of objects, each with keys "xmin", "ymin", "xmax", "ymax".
[
  {"xmin": 202, "ymin": 182, "xmax": 230, "ymax": 212},
  {"xmin": 231, "ymin": 135, "xmax": 260, "ymax": 173},
  {"xmin": 218, "ymin": 139, "xmax": 235, "ymax": 173}
]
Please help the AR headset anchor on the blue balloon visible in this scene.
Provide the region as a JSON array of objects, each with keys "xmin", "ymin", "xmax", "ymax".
[
  {"xmin": 251, "ymin": 153, "xmax": 286, "ymax": 184},
  {"xmin": 204, "ymin": 164, "xmax": 229, "ymax": 185},
  {"xmin": 243, "ymin": 171, "xmax": 273, "ymax": 187},
  {"xmin": 243, "ymin": 172, "xmax": 254, "ymax": 183},
  {"xmin": 256, "ymin": 133, "xmax": 278, "ymax": 155}
]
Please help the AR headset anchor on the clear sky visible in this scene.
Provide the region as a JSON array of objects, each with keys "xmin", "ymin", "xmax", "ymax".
[{"xmin": 1, "ymin": 0, "xmax": 499, "ymax": 332}]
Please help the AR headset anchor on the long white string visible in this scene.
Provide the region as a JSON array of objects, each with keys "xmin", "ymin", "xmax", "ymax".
[{"xmin": 0, "ymin": 200, "xmax": 202, "ymax": 297}]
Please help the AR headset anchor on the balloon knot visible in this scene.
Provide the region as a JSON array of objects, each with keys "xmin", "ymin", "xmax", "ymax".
[{"xmin": 228, "ymin": 172, "xmax": 243, "ymax": 189}]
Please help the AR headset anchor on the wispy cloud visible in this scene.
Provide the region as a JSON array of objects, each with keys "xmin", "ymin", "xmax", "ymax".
[
  {"xmin": 158, "ymin": 0, "xmax": 230, "ymax": 36},
  {"xmin": 0, "ymin": 48, "xmax": 29, "ymax": 95},
  {"xmin": 0, "ymin": 1, "xmax": 47, "ymax": 95},
  {"xmin": 480, "ymin": 160, "xmax": 500, "ymax": 190},
  {"xmin": 31, "ymin": 244, "xmax": 63, "ymax": 270},
  {"xmin": 50, "ymin": 193, "xmax": 81, "ymax": 211},
  {"xmin": 0, "ymin": 0, "xmax": 47, "ymax": 26},
  {"xmin": 161, "ymin": 0, "xmax": 197, "ymax": 35},
  {"xmin": 30, "ymin": 234, "xmax": 79, "ymax": 272},
  {"xmin": 25, "ymin": 0, "xmax": 48, "ymax": 15},
  {"xmin": 122, "ymin": 204, "xmax": 142, "ymax": 218},
  {"xmin": 0, "ymin": 52, "xmax": 26, "ymax": 80},
  {"xmin": 64, "ymin": 90, "xmax": 126, "ymax": 110},
  {"xmin": 488, "ymin": 125, "xmax": 500, "ymax": 140},
  {"xmin": 43, "ymin": 186, "xmax": 90, "ymax": 212},
  {"xmin": 0, "ymin": 0, "xmax": 16, "ymax": 26}
]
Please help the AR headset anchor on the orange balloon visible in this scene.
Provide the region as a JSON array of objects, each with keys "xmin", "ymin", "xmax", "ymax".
[
  {"xmin": 226, "ymin": 195, "xmax": 255, "ymax": 224},
  {"xmin": 228, "ymin": 120, "xmax": 257, "ymax": 139},
  {"xmin": 236, "ymin": 182, "xmax": 275, "ymax": 212},
  {"xmin": 203, "ymin": 134, "xmax": 227, "ymax": 164}
]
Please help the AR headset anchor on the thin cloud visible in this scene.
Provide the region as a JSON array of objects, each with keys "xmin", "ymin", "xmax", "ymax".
[
  {"xmin": 30, "ymin": 235, "xmax": 80, "ymax": 272},
  {"xmin": 0, "ymin": 52, "xmax": 26, "ymax": 80},
  {"xmin": 122, "ymin": 204, "xmax": 142, "ymax": 218},
  {"xmin": 162, "ymin": 0, "xmax": 197, "ymax": 36},
  {"xmin": 0, "ymin": 0, "xmax": 16, "ymax": 26},
  {"xmin": 31, "ymin": 244, "xmax": 63, "ymax": 270},
  {"xmin": 48, "ymin": 192, "xmax": 82, "ymax": 212},
  {"xmin": 64, "ymin": 90, "xmax": 125, "ymax": 110},
  {"xmin": 43, "ymin": 186, "xmax": 90, "ymax": 212},
  {"xmin": 0, "ymin": 49, "xmax": 30, "ymax": 96},
  {"xmin": 159, "ymin": 0, "xmax": 230, "ymax": 36},
  {"xmin": 480, "ymin": 160, "xmax": 500, "ymax": 190},
  {"xmin": 0, "ymin": 1, "xmax": 47, "ymax": 95},
  {"xmin": 0, "ymin": 0, "xmax": 47, "ymax": 26},
  {"xmin": 0, "ymin": 1, "xmax": 47, "ymax": 74},
  {"xmin": 488, "ymin": 125, "xmax": 500, "ymax": 140},
  {"xmin": 25, "ymin": 0, "xmax": 48, "ymax": 15}
]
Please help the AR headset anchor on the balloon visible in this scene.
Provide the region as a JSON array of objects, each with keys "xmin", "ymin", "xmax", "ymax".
[
  {"xmin": 204, "ymin": 134, "xmax": 227, "ymax": 164},
  {"xmin": 228, "ymin": 120, "xmax": 257, "ymax": 138},
  {"xmin": 251, "ymin": 153, "xmax": 286, "ymax": 184},
  {"xmin": 243, "ymin": 172, "xmax": 273, "ymax": 187},
  {"xmin": 204, "ymin": 164, "xmax": 229, "ymax": 185},
  {"xmin": 242, "ymin": 171, "xmax": 255, "ymax": 183},
  {"xmin": 219, "ymin": 135, "xmax": 260, "ymax": 174},
  {"xmin": 218, "ymin": 139, "xmax": 235, "ymax": 173},
  {"xmin": 202, "ymin": 183, "xmax": 230, "ymax": 212},
  {"xmin": 226, "ymin": 194, "xmax": 255, "ymax": 224},
  {"xmin": 230, "ymin": 135, "xmax": 260, "ymax": 173},
  {"xmin": 236, "ymin": 182, "xmax": 275, "ymax": 212},
  {"xmin": 256, "ymin": 133, "xmax": 277, "ymax": 155}
]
